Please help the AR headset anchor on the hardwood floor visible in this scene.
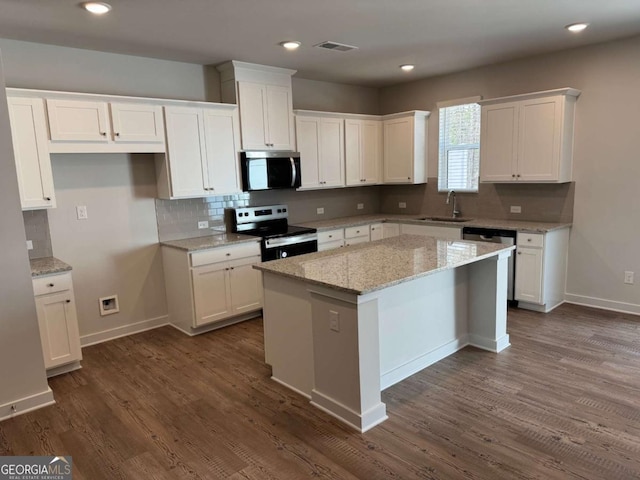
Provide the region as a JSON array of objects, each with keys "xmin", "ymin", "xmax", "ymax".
[{"xmin": 2, "ymin": 303, "xmax": 640, "ymax": 479}]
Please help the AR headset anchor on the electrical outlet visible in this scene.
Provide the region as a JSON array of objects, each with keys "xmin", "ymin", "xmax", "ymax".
[
  {"xmin": 198, "ymin": 221, "xmax": 209, "ymax": 229},
  {"xmin": 399, "ymin": 202, "xmax": 407, "ymax": 209},
  {"xmin": 26, "ymin": 240, "xmax": 33, "ymax": 250},
  {"xmin": 329, "ymin": 310, "xmax": 340, "ymax": 332},
  {"xmin": 357, "ymin": 203, "xmax": 364, "ymax": 210},
  {"xmin": 317, "ymin": 207, "xmax": 325, "ymax": 215},
  {"xmin": 624, "ymin": 271, "xmax": 634, "ymax": 285},
  {"xmin": 510, "ymin": 205, "xmax": 522, "ymax": 214},
  {"xmin": 76, "ymin": 205, "xmax": 88, "ymax": 220}
]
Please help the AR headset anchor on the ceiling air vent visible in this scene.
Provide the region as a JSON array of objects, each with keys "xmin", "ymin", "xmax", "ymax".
[{"xmin": 314, "ymin": 41, "xmax": 359, "ymax": 52}]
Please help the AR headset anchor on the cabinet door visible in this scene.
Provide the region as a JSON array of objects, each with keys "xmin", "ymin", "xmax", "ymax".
[
  {"xmin": 237, "ymin": 82, "xmax": 269, "ymax": 150},
  {"xmin": 265, "ymin": 85, "xmax": 294, "ymax": 150},
  {"xmin": 192, "ymin": 262, "xmax": 232, "ymax": 326},
  {"xmin": 35, "ymin": 292, "xmax": 82, "ymax": 369},
  {"xmin": 164, "ymin": 106, "xmax": 207, "ymax": 198},
  {"xmin": 515, "ymin": 247, "xmax": 544, "ymax": 304},
  {"xmin": 319, "ymin": 117, "xmax": 345, "ymax": 188},
  {"xmin": 345, "ymin": 119, "xmax": 362, "ymax": 186},
  {"xmin": 110, "ymin": 102, "xmax": 164, "ymax": 143},
  {"xmin": 383, "ymin": 117, "xmax": 414, "ymax": 183},
  {"xmin": 361, "ymin": 120, "xmax": 382, "ymax": 184},
  {"xmin": 296, "ymin": 116, "xmax": 321, "ymax": 188},
  {"xmin": 382, "ymin": 223, "xmax": 400, "ymax": 238},
  {"xmin": 202, "ymin": 107, "xmax": 241, "ymax": 195},
  {"xmin": 47, "ymin": 99, "xmax": 110, "ymax": 142},
  {"xmin": 370, "ymin": 223, "xmax": 384, "ymax": 241},
  {"xmin": 228, "ymin": 256, "xmax": 262, "ymax": 314},
  {"xmin": 480, "ymin": 103, "xmax": 518, "ymax": 182},
  {"xmin": 318, "ymin": 239, "xmax": 344, "ymax": 251},
  {"xmin": 7, "ymin": 97, "xmax": 56, "ymax": 210},
  {"xmin": 517, "ymin": 97, "xmax": 562, "ymax": 181}
]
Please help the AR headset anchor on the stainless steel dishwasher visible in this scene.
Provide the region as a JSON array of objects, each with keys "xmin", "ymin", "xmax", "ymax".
[{"xmin": 462, "ymin": 227, "xmax": 517, "ymax": 302}]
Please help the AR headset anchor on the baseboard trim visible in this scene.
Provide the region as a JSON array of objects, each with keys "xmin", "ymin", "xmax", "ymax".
[
  {"xmin": 380, "ymin": 336, "xmax": 469, "ymax": 390},
  {"xmin": 170, "ymin": 311, "xmax": 262, "ymax": 337},
  {"xmin": 270, "ymin": 376, "xmax": 311, "ymax": 400},
  {"xmin": 469, "ymin": 333, "xmax": 511, "ymax": 353},
  {"xmin": 81, "ymin": 315, "xmax": 169, "ymax": 347},
  {"xmin": 47, "ymin": 361, "xmax": 82, "ymax": 378},
  {"xmin": 565, "ymin": 294, "xmax": 640, "ymax": 317},
  {"xmin": 310, "ymin": 389, "xmax": 387, "ymax": 433},
  {"xmin": 0, "ymin": 388, "xmax": 55, "ymax": 422}
]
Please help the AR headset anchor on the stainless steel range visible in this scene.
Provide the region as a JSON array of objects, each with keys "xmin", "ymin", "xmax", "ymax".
[{"xmin": 225, "ymin": 205, "xmax": 318, "ymax": 261}]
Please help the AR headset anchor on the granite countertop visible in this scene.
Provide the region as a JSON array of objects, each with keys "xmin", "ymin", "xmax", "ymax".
[
  {"xmin": 254, "ymin": 235, "xmax": 514, "ymax": 295},
  {"xmin": 160, "ymin": 233, "xmax": 260, "ymax": 252},
  {"xmin": 30, "ymin": 257, "xmax": 72, "ymax": 277},
  {"xmin": 298, "ymin": 214, "xmax": 571, "ymax": 233}
]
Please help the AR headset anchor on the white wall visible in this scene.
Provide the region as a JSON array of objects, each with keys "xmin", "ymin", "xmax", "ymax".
[
  {"xmin": 48, "ymin": 154, "xmax": 168, "ymax": 342},
  {"xmin": 380, "ymin": 35, "xmax": 640, "ymax": 313},
  {"xmin": 0, "ymin": 51, "xmax": 52, "ymax": 419}
]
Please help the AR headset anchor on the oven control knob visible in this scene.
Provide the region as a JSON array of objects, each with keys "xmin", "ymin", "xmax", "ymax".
[
  {"xmin": 278, "ymin": 209, "xmax": 282, "ymax": 213},
  {"xmin": 283, "ymin": 208, "xmax": 287, "ymax": 212},
  {"xmin": 281, "ymin": 251, "xmax": 288, "ymax": 258}
]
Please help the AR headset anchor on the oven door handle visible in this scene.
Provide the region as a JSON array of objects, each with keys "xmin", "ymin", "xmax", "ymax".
[
  {"xmin": 265, "ymin": 233, "xmax": 318, "ymax": 248},
  {"xmin": 290, "ymin": 157, "xmax": 297, "ymax": 187}
]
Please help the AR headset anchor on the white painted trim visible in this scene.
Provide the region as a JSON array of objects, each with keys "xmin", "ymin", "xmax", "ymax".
[
  {"xmin": 478, "ymin": 87, "xmax": 581, "ymax": 106},
  {"xmin": 310, "ymin": 390, "xmax": 387, "ymax": 433},
  {"xmin": 381, "ymin": 110, "xmax": 431, "ymax": 120},
  {"xmin": 565, "ymin": 294, "xmax": 640, "ymax": 317},
  {"xmin": 270, "ymin": 376, "xmax": 311, "ymax": 400},
  {"xmin": 80, "ymin": 315, "xmax": 168, "ymax": 347},
  {"xmin": 380, "ymin": 336, "xmax": 469, "ymax": 390},
  {"xmin": 469, "ymin": 333, "xmax": 511, "ymax": 353},
  {"xmin": 436, "ymin": 96, "xmax": 483, "ymax": 109},
  {"xmin": 46, "ymin": 361, "xmax": 82, "ymax": 378},
  {"xmin": 0, "ymin": 388, "xmax": 55, "ymax": 422},
  {"xmin": 169, "ymin": 310, "xmax": 262, "ymax": 337}
]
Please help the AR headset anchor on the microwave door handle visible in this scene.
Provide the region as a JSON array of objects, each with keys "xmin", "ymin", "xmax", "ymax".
[{"xmin": 290, "ymin": 157, "xmax": 297, "ymax": 187}]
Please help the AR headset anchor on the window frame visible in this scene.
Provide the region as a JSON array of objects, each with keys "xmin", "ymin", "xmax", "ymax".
[{"xmin": 437, "ymin": 96, "xmax": 482, "ymax": 193}]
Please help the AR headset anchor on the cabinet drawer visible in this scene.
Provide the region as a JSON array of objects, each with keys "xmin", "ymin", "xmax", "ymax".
[
  {"xmin": 33, "ymin": 272, "xmax": 73, "ymax": 296},
  {"xmin": 318, "ymin": 239, "xmax": 344, "ymax": 251},
  {"xmin": 318, "ymin": 229, "xmax": 344, "ymax": 243},
  {"xmin": 344, "ymin": 225, "xmax": 370, "ymax": 239},
  {"xmin": 191, "ymin": 242, "xmax": 260, "ymax": 267},
  {"xmin": 517, "ymin": 233, "xmax": 544, "ymax": 248},
  {"xmin": 345, "ymin": 236, "xmax": 370, "ymax": 247}
]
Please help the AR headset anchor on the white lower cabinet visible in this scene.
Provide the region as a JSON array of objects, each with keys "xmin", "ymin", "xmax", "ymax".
[
  {"xmin": 162, "ymin": 242, "xmax": 263, "ymax": 334},
  {"xmin": 318, "ymin": 229, "xmax": 345, "ymax": 251},
  {"xmin": 370, "ymin": 223, "xmax": 384, "ymax": 241},
  {"xmin": 400, "ymin": 223, "xmax": 462, "ymax": 240},
  {"xmin": 344, "ymin": 225, "xmax": 370, "ymax": 246},
  {"xmin": 32, "ymin": 272, "xmax": 82, "ymax": 376},
  {"xmin": 514, "ymin": 229, "xmax": 570, "ymax": 312},
  {"xmin": 382, "ymin": 223, "xmax": 400, "ymax": 238}
]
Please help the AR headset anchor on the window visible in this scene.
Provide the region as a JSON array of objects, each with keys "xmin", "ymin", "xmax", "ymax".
[{"xmin": 438, "ymin": 98, "xmax": 481, "ymax": 192}]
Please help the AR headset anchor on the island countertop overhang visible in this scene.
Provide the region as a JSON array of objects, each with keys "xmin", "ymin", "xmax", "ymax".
[{"xmin": 254, "ymin": 234, "xmax": 515, "ymax": 296}]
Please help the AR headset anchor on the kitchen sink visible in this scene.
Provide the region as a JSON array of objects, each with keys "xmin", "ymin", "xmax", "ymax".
[{"xmin": 419, "ymin": 216, "xmax": 474, "ymax": 223}]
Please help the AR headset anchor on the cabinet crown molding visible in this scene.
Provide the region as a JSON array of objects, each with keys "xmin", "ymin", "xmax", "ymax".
[
  {"xmin": 478, "ymin": 87, "xmax": 581, "ymax": 106},
  {"xmin": 381, "ymin": 110, "xmax": 431, "ymax": 120}
]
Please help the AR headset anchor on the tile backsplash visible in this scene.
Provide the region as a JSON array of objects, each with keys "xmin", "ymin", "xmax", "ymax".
[{"xmin": 23, "ymin": 210, "xmax": 53, "ymax": 259}]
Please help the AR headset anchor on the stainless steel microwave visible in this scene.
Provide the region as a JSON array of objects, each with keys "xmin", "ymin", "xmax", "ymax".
[{"xmin": 240, "ymin": 151, "xmax": 301, "ymax": 191}]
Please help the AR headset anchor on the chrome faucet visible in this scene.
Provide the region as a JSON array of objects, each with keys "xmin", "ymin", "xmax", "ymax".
[{"xmin": 446, "ymin": 190, "xmax": 461, "ymax": 218}]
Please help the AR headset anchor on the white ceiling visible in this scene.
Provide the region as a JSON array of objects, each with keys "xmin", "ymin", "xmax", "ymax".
[{"xmin": 0, "ymin": 0, "xmax": 639, "ymax": 87}]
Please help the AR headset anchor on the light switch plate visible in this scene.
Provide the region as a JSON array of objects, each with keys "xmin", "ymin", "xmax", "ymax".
[
  {"xmin": 329, "ymin": 310, "xmax": 340, "ymax": 332},
  {"xmin": 76, "ymin": 205, "xmax": 88, "ymax": 220},
  {"xmin": 317, "ymin": 207, "xmax": 325, "ymax": 215},
  {"xmin": 26, "ymin": 240, "xmax": 33, "ymax": 250},
  {"xmin": 510, "ymin": 205, "xmax": 522, "ymax": 214},
  {"xmin": 624, "ymin": 271, "xmax": 634, "ymax": 285}
]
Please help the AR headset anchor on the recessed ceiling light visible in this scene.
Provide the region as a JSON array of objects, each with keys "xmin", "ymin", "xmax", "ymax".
[
  {"xmin": 400, "ymin": 64, "xmax": 415, "ymax": 72},
  {"xmin": 565, "ymin": 23, "xmax": 589, "ymax": 33},
  {"xmin": 81, "ymin": 2, "xmax": 112, "ymax": 15},
  {"xmin": 281, "ymin": 41, "xmax": 301, "ymax": 51}
]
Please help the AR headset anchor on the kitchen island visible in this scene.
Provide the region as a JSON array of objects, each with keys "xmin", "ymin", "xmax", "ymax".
[{"xmin": 254, "ymin": 235, "xmax": 514, "ymax": 432}]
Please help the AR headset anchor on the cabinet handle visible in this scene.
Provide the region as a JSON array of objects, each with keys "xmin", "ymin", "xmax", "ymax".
[
  {"xmin": 100, "ymin": 132, "xmax": 107, "ymax": 136},
  {"xmin": 328, "ymin": 235, "xmax": 333, "ymax": 238},
  {"xmin": 66, "ymin": 299, "xmax": 71, "ymax": 303},
  {"xmin": 512, "ymin": 174, "xmax": 516, "ymax": 178},
  {"xmin": 230, "ymin": 267, "xmax": 234, "ymax": 270},
  {"xmin": 517, "ymin": 174, "xmax": 521, "ymax": 178},
  {"xmin": 407, "ymin": 177, "xmax": 411, "ymax": 180},
  {"xmin": 44, "ymin": 197, "xmax": 51, "ymax": 201},
  {"xmin": 517, "ymin": 251, "xmax": 522, "ymax": 255},
  {"xmin": 115, "ymin": 132, "xmax": 120, "ymax": 137},
  {"xmin": 226, "ymin": 253, "xmax": 231, "ymax": 256},
  {"xmin": 47, "ymin": 283, "xmax": 54, "ymax": 287}
]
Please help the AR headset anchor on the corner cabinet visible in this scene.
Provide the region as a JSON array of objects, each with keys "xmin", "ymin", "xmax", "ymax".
[
  {"xmin": 515, "ymin": 228, "xmax": 570, "ymax": 313},
  {"xmin": 156, "ymin": 104, "xmax": 242, "ymax": 199},
  {"xmin": 295, "ymin": 112, "xmax": 345, "ymax": 189},
  {"xmin": 479, "ymin": 88, "xmax": 580, "ymax": 183},
  {"xmin": 217, "ymin": 61, "xmax": 296, "ymax": 151},
  {"xmin": 382, "ymin": 111, "xmax": 430, "ymax": 184},
  {"xmin": 32, "ymin": 272, "xmax": 82, "ymax": 377},
  {"xmin": 7, "ymin": 96, "xmax": 56, "ymax": 210},
  {"xmin": 162, "ymin": 241, "xmax": 263, "ymax": 335}
]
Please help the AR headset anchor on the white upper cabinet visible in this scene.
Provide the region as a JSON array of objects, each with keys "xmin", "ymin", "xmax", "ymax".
[
  {"xmin": 158, "ymin": 104, "xmax": 241, "ymax": 199},
  {"xmin": 43, "ymin": 95, "xmax": 166, "ymax": 153},
  {"xmin": 295, "ymin": 113, "xmax": 345, "ymax": 189},
  {"xmin": 345, "ymin": 118, "xmax": 382, "ymax": 186},
  {"xmin": 480, "ymin": 88, "xmax": 580, "ymax": 183},
  {"xmin": 7, "ymin": 96, "xmax": 56, "ymax": 210},
  {"xmin": 382, "ymin": 111, "xmax": 430, "ymax": 184},
  {"xmin": 217, "ymin": 61, "xmax": 296, "ymax": 151}
]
